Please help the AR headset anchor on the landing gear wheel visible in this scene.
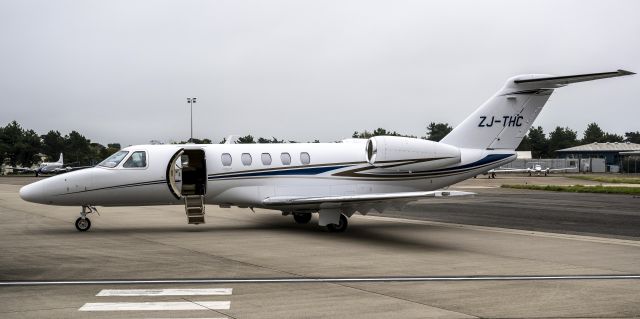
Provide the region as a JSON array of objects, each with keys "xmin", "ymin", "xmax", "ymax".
[
  {"xmin": 326, "ymin": 214, "xmax": 348, "ymax": 233},
  {"xmin": 293, "ymin": 213, "xmax": 312, "ymax": 224},
  {"xmin": 75, "ymin": 217, "xmax": 91, "ymax": 232}
]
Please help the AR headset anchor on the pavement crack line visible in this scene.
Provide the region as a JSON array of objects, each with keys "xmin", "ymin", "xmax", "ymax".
[
  {"xmin": 333, "ymin": 282, "xmax": 478, "ymax": 319},
  {"xmin": 182, "ymin": 297, "xmax": 237, "ymax": 319}
]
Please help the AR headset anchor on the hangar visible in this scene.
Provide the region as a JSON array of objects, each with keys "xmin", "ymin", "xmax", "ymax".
[{"xmin": 556, "ymin": 142, "xmax": 640, "ymax": 173}]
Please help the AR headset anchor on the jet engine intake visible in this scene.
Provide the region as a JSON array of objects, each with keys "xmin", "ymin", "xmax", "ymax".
[{"xmin": 365, "ymin": 136, "xmax": 461, "ymax": 172}]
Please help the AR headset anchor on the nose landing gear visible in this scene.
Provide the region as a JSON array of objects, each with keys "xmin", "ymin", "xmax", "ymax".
[{"xmin": 75, "ymin": 205, "xmax": 98, "ymax": 232}]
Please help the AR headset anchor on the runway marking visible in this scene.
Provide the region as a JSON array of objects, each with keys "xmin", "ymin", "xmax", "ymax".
[
  {"xmin": 450, "ymin": 186, "xmax": 499, "ymax": 189},
  {"xmin": 78, "ymin": 301, "xmax": 230, "ymax": 311},
  {"xmin": 97, "ymin": 288, "xmax": 232, "ymax": 296},
  {"xmin": 3, "ymin": 274, "xmax": 640, "ymax": 286}
]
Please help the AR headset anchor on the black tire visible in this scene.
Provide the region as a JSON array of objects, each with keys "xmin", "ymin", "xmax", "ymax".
[
  {"xmin": 327, "ymin": 214, "xmax": 348, "ymax": 233},
  {"xmin": 293, "ymin": 213, "xmax": 312, "ymax": 224},
  {"xmin": 75, "ymin": 217, "xmax": 91, "ymax": 232}
]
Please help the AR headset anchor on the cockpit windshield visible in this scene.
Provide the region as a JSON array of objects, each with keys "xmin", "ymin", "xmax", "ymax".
[{"xmin": 98, "ymin": 151, "xmax": 129, "ymax": 168}]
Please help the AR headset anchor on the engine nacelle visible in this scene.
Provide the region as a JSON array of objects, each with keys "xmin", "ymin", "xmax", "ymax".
[{"xmin": 366, "ymin": 136, "xmax": 461, "ymax": 171}]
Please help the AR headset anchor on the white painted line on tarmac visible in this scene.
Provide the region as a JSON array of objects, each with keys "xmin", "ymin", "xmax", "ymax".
[
  {"xmin": 97, "ymin": 288, "xmax": 232, "ymax": 296},
  {"xmin": 4, "ymin": 274, "xmax": 640, "ymax": 286},
  {"xmin": 78, "ymin": 301, "xmax": 230, "ymax": 311},
  {"xmin": 450, "ymin": 186, "xmax": 499, "ymax": 189}
]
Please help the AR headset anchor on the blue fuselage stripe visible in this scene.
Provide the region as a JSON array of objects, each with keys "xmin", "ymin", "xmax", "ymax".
[{"xmin": 207, "ymin": 154, "xmax": 512, "ymax": 180}]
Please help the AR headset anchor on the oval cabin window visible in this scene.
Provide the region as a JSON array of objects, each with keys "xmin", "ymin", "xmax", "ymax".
[
  {"xmin": 241, "ymin": 153, "xmax": 252, "ymax": 166},
  {"xmin": 261, "ymin": 153, "xmax": 272, "ymax": 165},
  {"xmin": 221, "ymin": 153, "xmax": 232, "ymax": 166},
  {"xmin": 280, "ymin": 152, "xmax": 291, "ymax": 165},
  {"xmin": 300, "ymin": 152, "xmax": 310, "ymax": 165}
]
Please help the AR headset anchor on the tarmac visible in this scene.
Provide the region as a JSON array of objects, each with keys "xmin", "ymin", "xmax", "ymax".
[{"xmin": 0, "ymin": 175, "xmax": 639, "ymax": 318}]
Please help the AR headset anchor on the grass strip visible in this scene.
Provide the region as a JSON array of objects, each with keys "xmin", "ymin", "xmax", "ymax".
[
  {"xmin": 567, "ymin": 175, "xmax": 640, "ymax": 184},
  {"xmin": 501, "ymin": 184, "xmax": 640, "ymax": 195}
]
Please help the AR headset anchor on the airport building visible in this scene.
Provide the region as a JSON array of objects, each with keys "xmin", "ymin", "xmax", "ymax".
[{"xmin": 556, "ymin": 142, "xmax": 640, "ymax": 173}]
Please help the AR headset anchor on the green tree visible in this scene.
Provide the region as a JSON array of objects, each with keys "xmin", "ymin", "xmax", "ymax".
[
  {"xmin": 237, "ymin": 135, "xmax": 255, "ymax": 143},
  {"xmin": 516, "ymin": 135, "xmax": 531, "ymax": 152},
  {"xmin": 603, "ymin": 133, "xmax": 624, "ymax": 143},
  {"xmin": 426, "ymin": 122, "xmax": 453, "ymax": 142},
  {"xmin": 41, "ymin": 130, "xmax": 66, "ymax": 161},
  {"xmin": 65, "ymin": 131, "xmax": 92, "ymax": 165},
  {"xmin": 258, "ymin": 137, "xmax": 284, "ymax": 143},
  {"xmin": 582, "ymin": 122, "xmax": 605, "ymax": 144},
  {"xmin": 0, "ymin": 125, "xmax": 7, "ymax": 164},
  {"xmin": 0, "ymin": 121, "xmax": 24, "ymax": 166},
  {"xmin": 16, "ymin": 129, "xmax": 42, "ymax": 167},
  {"xmin": 624, "ymin": 131, "xmax": 640, "ymax": 143},
  {"xmin": 527, "ymin": 126, "xmax": 548, "ymax": 158},
  {"xmin": 352, "ymin": 128, "xmax": 414, "ymax": 139},
  {"xmin": 548, "ymin": 126, "xmax": 579, "ymax": 155}
]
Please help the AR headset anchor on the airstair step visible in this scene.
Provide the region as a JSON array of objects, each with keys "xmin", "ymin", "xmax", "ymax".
[{"xmin": 184, "ymin": 195, "xmax": 205, "ymax": 224}]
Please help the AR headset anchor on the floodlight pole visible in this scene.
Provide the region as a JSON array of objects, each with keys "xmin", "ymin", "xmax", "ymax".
[{"xmin": 187, "ymin": 97, "xmax": 197, "ymax": 142}]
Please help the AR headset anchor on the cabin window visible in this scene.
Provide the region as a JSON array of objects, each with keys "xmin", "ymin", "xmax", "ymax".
[
  {"xmin": 221, "ymin": 153, "xmax": 232, "ymax": 166},
  {"xmin": 241, "ymin": 153, "xmax": 252, "ymax": 166},
  {"xmin": 98, "ymin": 150, "xmax": 129, "ymax": 168},
  {"xmin": 123, "ymin": 151, "xmax": 147, "ymax": 168},
  {"xmin": 300, "ymin": 152, "xmax": 310, "ymax": 165},
  {"xmin": 281, "ymin": 152, "xmax": 291, "ymax": 165},
  {"xmin": 261, "ymin": 153, "xmax": 272, "ymax": 165}
]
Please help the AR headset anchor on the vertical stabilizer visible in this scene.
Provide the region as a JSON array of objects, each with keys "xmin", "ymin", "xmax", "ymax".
[
  {"xmin": 440, "ymin": 70, "xmax": 634, "ymax": 150},
  {"xmin": 57, "ymin": 153, "xmax": 63, "ymax": 164}
]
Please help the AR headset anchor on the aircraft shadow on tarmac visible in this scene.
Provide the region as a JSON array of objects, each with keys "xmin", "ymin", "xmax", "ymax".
[{"xmin": 34, "ymin": 216, "xmax": 457, "ymax": 252}]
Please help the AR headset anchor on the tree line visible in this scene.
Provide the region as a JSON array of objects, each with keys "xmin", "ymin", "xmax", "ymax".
[
  {"xmin": 0, "ymin": 121, "xmax": 120, "ymax": 167},
  {"xmin": 517, "ymin": 123, "xmax": 640, "ymax": 158},
  {"xmin": 1, "ymin": 120, "xmax": 638, "ymax": 168}
]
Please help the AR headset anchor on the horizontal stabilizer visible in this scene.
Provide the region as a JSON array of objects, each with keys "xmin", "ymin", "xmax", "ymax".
[
  {"xmin": 263, "ymin": 190, "xmax": 474, "ymax": 206},
  {"xmin": 514, "ymin": 69, "xmax": 634, "ymax": 87}
]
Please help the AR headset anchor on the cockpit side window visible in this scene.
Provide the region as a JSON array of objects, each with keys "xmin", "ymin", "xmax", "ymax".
[
  {"xmin": 98, "ymin": 151, "xmax": 129, "ymax": 168},
  {"xmin": 123, "ymin": 151, "xmax": 148, "ymax": 168}
]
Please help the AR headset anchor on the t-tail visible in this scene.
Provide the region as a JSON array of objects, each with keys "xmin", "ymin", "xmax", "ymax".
[
  {"xmin": 57, "ymin": 153, "xmax": 63, "ymax": 164},
  {"xmin": 440, "ymin": 70, "xmax": 634, "ymax": 150}
]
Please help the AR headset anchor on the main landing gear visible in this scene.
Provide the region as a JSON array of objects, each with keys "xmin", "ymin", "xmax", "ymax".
[
  {"xmin": 326, "ymin": 214, "xmax": 348, "ymax": 233},
  {"xmin": 293, "ymin": 212, "xmax": 312, "ymax": 224},
  {"xmin": 288, "ymin": 211, "xmax": 350, "ymax": 232},
  {"xmin": 75, "ymin": 205, "xmax": 98, "ymax": 232}
]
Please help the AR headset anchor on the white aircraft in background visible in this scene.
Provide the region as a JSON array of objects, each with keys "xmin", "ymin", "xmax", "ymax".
[
  {"xmin": 35, "ymin": 153, "xmax": 65, "ymax": 176},
  {"xmin": 19, "ymin": 70, "xmax": 633, "ymax": 232},
  {"xmin": 3, "ymin": 153, "xmax": 65, "ymax": 176},
  {"xmin": 486, "ymin": 162, "xmax": 578, "ymax": 178}
]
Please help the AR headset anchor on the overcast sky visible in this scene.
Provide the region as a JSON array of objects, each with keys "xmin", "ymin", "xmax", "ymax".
[{"xmin": 1, "ymin": 0, "xmax": 638, "ymax": 146}]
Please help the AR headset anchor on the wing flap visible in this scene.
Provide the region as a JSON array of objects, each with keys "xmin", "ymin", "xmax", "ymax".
[{"xmin": 262, "ymin": 190, "xmax": 475, "ymax": 206}]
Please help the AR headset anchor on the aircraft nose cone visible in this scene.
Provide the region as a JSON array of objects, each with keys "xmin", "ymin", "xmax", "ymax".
[{"xmin": 19, "ymin": 183, "xmax": 43, "ymax": 203}]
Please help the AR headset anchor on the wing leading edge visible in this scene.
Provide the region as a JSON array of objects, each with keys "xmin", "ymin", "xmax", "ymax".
[{"xmin": 513, "ymin": 69, "xmax": 634, "ymax": 87}]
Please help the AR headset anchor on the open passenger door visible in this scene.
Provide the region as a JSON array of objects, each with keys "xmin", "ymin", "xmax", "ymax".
[{"xmin": 167, "ymin": 148, "xmax": 208, "ymax": 224}]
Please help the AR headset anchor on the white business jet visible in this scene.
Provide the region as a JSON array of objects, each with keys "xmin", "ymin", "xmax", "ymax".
[{"xmin": 19, "ymin": 70, "xmax": 633, "ymax": 232}]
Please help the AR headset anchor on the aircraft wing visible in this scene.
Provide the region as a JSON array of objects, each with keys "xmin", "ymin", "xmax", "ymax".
[
  {"xmin": 547, "ymin": 167, "xmax": 578, "ymax": 173},
  {"xmin": 262, "ymin": 190, "xmax": 474, "ymax": 213},
  {"xmin": 5, "ymin": 167, "xmax": 35, "ymax": 173},
  {"xmin": 52, "ymin": 166, "xmax": 93, "ymax": 174},
  {"xmin": 490, "ymin": 168, "xmax": 530, "ymax": 173}
]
